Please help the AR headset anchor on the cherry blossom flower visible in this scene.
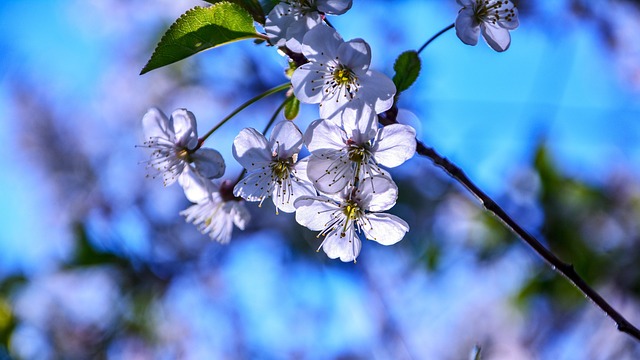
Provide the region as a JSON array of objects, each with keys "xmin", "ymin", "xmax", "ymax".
[
  {"xmin": 304, "ymin": 107, "xmax": 416, "ymax": 193},
  {"xmin": 455, "ymin": 0, "xmax": 519, "ymax": 52},
  {"xmin": 295, "ymin": 176, "xmax": 409, "ymax": 262},
  {"xmin": 233, "ymin": 121, "xmax": 316, "ymax": 213},
  {"xmin": 265, "ymin": 0, "xmax": 353, "ymax": 53},
  {"xmin": 180, "ymin": 180, "xmax": 250, "ymax": 244},
  {"xmin": 291, "ymin": 26, "xmax": 396, "ymax": 120},
  {"xmin": 141, "ymin": 108, "xmax": 225, "ymax": 186}
]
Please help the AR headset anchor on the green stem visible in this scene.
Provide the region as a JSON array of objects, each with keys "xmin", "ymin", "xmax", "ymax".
[
  {"xmin": 417, "ymin": 23, "xmax": 454, "ymax": 55},
  {"xmin": 199, "ymin": 82, "xmax": 291, "ymax": 144}
]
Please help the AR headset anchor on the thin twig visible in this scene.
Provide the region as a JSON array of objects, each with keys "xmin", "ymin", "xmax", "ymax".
[
  {"xmin": 417, "ymin": 23, "xmax": 454, "ymax": 54},
  {"xmin": 416, "ymin": 140, "xmax": 640, "ymax": 341},
  {"xmin": 378, "ymin": 109, "xmax": 640, "ymax": 341}
]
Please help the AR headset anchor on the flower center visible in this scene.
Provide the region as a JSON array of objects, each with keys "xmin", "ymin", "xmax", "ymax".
[
  {"xmin": 176, "ymin": 148, "xmax": 191, "ymax": 162},
  {"xmin": 333, "ymin": 66, "xmax": 357, "ymax": 87},
  {"xmin": 347, "ymin": 144, "xmax": 370, "ymax": 163},
  {"xmin": 271, "ymin": 159, "xmax": 292, "ymax": 181},
  {"xmin": 342, "ymin": 201, "xmax": 362, "ymax": 221},
  {"xmin": 286, "ymin": 0, "xmax": 316, "ymax": 15},
  {"xmin": 474, "ymin": 0, "xmax": 515, "ymax": 25}
]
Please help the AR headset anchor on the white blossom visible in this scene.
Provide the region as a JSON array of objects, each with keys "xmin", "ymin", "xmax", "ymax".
[
  {"xmin": 140, "ymin": 108, "xmax": 225, "ymax": 186},
  {"xmin": 304, "ymin": 106, "xmax": 416, "ymax": 193},
  {"xmin": 295, "ymin": 176, "xmax": 409, "ymax": 262},
  {"xmin": 265, "ymin": 0, "xmax": 352, "ymax": 53},
  {"xmin": 291, "ymin": 26, "xmax": 396, "ymax": 120},
  {"xmin": 455, "ymin": 0, "xmax": 519, "ymax": 52},
  {"xmin": 180, "ymin": 180, "xmax": 250, "ymax": 244},
  {"xmin": 233, "ymin": 121, "xmax": 316, "ymax": 213}
]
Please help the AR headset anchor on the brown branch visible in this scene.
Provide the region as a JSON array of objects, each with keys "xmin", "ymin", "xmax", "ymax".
[{"xmin": 379, "ymin": 110, "xmax": 640, "ymax": 342}]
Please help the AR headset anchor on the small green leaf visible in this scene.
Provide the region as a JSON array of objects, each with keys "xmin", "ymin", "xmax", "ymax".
[
  {"xmin": 140, "ymin": 3, "xmax": 259, "ymax": 75},
  {"xmin": 392, "ymin": 50, "xmax": 421, "ymax": 94},
  {"xmin": 203, "ymin": 0, "xmax": 266, "ymax": 24},
  {"xmin": 284, "ymin": 96, "xmax": 300, "ymax": 120}
]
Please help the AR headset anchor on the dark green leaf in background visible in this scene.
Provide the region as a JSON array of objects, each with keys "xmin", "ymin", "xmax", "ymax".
[{"xmin": 140, "ymin": 3, "xmax": 259, "ymax": 75}]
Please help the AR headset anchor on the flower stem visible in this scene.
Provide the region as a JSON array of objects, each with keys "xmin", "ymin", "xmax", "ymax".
[
  {"xmin": 199, "ymin": 82, "xmax": 291, "ymax": 145},
  {"xmin": 417, "ymin": 23, "xmax": 454, "ymax": 55}
]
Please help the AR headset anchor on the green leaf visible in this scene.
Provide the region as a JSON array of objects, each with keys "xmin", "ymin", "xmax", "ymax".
[
  {"xmin": 284, "ymin": 96, "xmax": 300, "ymax": 120},
  {"xmin": 140, "ymin": 3, "xmax": 259, "ymax": 75},
  {"xmin": 202, "ymin": 0, "xmax": 266, "ymax": 24},
  {"xmin": 392, "ymin": 50, "xmax": 421, "ymax": 94}
]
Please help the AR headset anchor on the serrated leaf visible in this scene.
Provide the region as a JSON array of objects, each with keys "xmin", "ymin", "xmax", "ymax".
[
  {"xmin": 392, "ymin": 50, "xmax": 421, "ymax": 94},
  {"xmin": 203, "ymin": 0, "xmax": 266, "ymax": 24},
  {"xmin": 284, "ymin": 96, "xmax": 300, "ymax": 120},
  {"xmin": 140, "ymin": 3, "xmax": 259, "ymax": 75}
]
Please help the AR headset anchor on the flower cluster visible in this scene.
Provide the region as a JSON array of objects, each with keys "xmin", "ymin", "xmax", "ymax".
[
  {"xmin": 141, "ymin": 108, "xmax": 250, "ymax": 242},
  {"xmin": 140, "ymin": 0, "xmax": 519, "ymax": 261}
]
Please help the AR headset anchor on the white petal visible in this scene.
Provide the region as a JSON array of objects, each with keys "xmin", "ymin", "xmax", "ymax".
[
  {"xmin": 358, "ymin": 70, "xmax": 396, "ymax": 114},
  {"xmin": 233, "ymin": 169, "xmax": 271, "ymax": 202},
  {"xmin": 142, "ymin": 107, "xmax": 172, "ymax": 141},
  {"xmin": 455, "ymin": 8, "xmax": 480, "ymax": 46},
  {"xmin": 498, "ymin": 4, "xmax": 519, "ymax": 30},
  {"xmin": 206, "ymin": 205, "xmax": 235, "ymax": 244},
  {"xmin": 317, "ymin": 0, "xmax": 352, "ymax": 15},
  {"xmin": 264, "ymin": 3, "xmax": 295, "ymax": 47},
  {"xmin": 291, "ymin": 63, "xmax": 326, "ymax": 105},
  {"xmin": 192, "ymin": 148, "xmax": 226, "ymax": 179},
  {"xmin": 304, "ymin": 119, "xmax": 346, "ymax": 153},
  {"xmin": 361, "ymin": 213, "xmax": 408, "ymax": 246},
  {"xmin": 307, "ymin": 154, "xmax": 352, "ymax": 194},
  {"xmin": 178, "ymin": 168, "xmax": 213, "ymax": 203},
  {"xmin": 269, "ymin": 121, "xmax": 303, "ymax": 159},
  {"xmin": 481, "ymin": 23, "xmax": 511, "ymax": 52},
  {"xmin": 284, "ymin": 12, "xmax": 322, "ymax": 53},
  {"xmin": 292, "ymin": 156, "xmax": 311, "ymax": 181},
  {"xmin": 294, "ymin": 196, "xmax": 339, "ymax": 231},
  {"xmin": 356, "ymin": 175, "xmax": 397, "ymax": 212},
  {"xmin": 233, "ymin": 128, "xmax": 272, "ymax": 170},
  {"xmin": 372, "ymin": 124, "xmax": 416, "ymax": 168},
  {"xmin": 318, "ymin": 93, "xmax": 348, "ymax": 120},
  {"xmin": 341, "ymin": 104, "xmax": 378, "ymax": 144},
  {"xmin": 337, "ymin": 39, "xmax": 370, "ymax": 73},
  {"xmin": 300, "ymin": 25, "xmax": 343, "ymax": 62},
  {"xmin": 230, "ymin": 201, "xmax": 251, "ymax": 230},
  {"xmin": 170, "ymin": 109, "xmax": 198, "ymax": 150},
  {"xmin": 320, "ymin": 229, "xmax": 361, "ymax": 262},
  {"xmin": 272, "ymin": 175, "xmax": 317, "ymax": 213}
]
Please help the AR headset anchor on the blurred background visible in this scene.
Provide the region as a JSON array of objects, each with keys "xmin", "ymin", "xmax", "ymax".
[{"xmin": 1, "ymin": 0, "xmax": 640, "ymax": 358}]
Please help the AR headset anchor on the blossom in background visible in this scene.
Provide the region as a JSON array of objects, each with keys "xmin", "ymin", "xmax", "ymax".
[
  {"xmin": 304, "ymin": 107, "xmax": 417, "ymax": 193},
  {"xmin": 455, "ymin": 0, "xmax": 519, "ymax": 52},
  {"xmin": 265, "ymin": 0, "xmax": 353, "ymax": 53},
  {"xmin": 295, "ymin": 176, "xmax": 409, "ymax": 262},
  {"xmin": 180, "ymin": 180, "xmax": 250, "ymax": 244},
  {"xmin": 233, "ymin": 121, "xmax": 316, "ymax": 213},
  {"xmin": 141, "ymin": 108, "xmax": 225, "ymax": 186},
  {"xmin": 291, "ymin": 26, "xmax": 396, "ymax": 120}
]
